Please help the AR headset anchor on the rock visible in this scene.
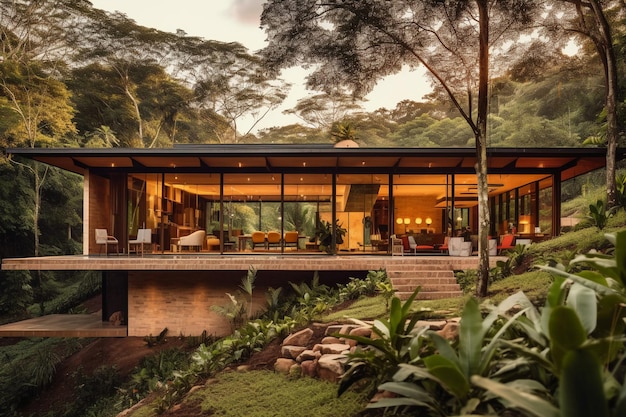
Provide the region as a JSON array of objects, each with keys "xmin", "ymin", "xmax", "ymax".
[
  {"xmin": 318, "ymin": 367, "xmax": 341, "ymax": 382},
  {"xmin": 341, "ymin": 337, "xmax": 357, "ymax": 348},
  {"xmin": 349, "ymin": 326, "xmax": 372, "ymax": 338},
  {"xmin": 320, "ymin": 343, "xmax": 351, "ymax": 354},
  {"xmin": 296, "ymin": 349, "xmax": 321, "ymax": 363},
  {"xmin": 236, "ymin": 365, "xmax": 252, "ymax": 373},
  {"xmin": 318, "ymin": 353, "xmax": 347, "ymax": 375},
  {"xmin": 281, "ymin": 345, "xmax": 307, "ymax": 359},
  {"xmin": 282, "ymin": 328, "xmax": 314, "ymax": 347},
  {"xmin": 274, "ymin": 358, "xmax": 296, "ymax": 374},
  {"xmin": 437, "ymin": 322, "xmax": 460, "ymax": 341},
  {"xmin": 301, "ymin": 359, "xmax": 318, "ymax": 377},
  {"xmin": 417, "ymin": 319, "xmax": 447, "ymax": 330},
  {"xmin": 325, "ymin": 324, "xmax": 344, "ymax": 335},
  {"xmin": 318, "ymin": 354, "xmax": 347, "ymax": 382},
  {"xmin": 321, "ymin": 336, "xmax": 342, "ymax": 344}
]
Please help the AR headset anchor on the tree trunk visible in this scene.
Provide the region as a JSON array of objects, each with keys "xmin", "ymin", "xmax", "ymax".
[
  {"xmin": 589, "ymin": 0, "xmax": 619, "ymax": 209},
  {"xmin": 476, "ymin": 0, "xmax": 491, "ymax": 297}
]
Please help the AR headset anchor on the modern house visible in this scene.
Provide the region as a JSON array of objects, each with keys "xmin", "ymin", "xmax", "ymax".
[{"xmin": 1, "ymin": 144, "xmax": 621, "ymax": 337}]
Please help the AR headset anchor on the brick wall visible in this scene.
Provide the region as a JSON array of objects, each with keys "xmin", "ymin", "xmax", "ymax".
[{"xmin": 127, "ymin": 271, "xmax": 268, "ymax": 337}]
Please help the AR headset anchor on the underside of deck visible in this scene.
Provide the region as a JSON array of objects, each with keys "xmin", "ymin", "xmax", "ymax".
[{"xmin": 0, "ymin": 254, "xmax": 504, "ymax": 338}]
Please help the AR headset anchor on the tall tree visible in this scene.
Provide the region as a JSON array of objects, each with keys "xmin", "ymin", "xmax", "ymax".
[
  {"xmin": 0, "ymin": 0, "xmax": 78, "ymax": 256},
  {"xmin": 284, "ymin": 90, "xmax": 363, "ymax": 131},
  {"xmin": 261, "ymin": 0, "xmax": 537, "ymax": 296},
  {"xmin": 550, "ymin": 0, "xmax": 624, "ymax": 208}
]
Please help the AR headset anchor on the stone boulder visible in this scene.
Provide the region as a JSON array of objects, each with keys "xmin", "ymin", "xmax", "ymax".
[{"xmin": 282, "ymin": 328, "xmax": 314, "ymax": 347}]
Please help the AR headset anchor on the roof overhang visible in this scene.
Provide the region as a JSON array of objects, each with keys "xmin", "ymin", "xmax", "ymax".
[{"xmin": 7, "ymin": 145, "xmax": 621, "ymax": 181}]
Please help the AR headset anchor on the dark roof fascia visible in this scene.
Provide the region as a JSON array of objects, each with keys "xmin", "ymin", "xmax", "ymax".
[{"xmin": 6, "ymin": 146, "xmax": 620, "ymax": 159}]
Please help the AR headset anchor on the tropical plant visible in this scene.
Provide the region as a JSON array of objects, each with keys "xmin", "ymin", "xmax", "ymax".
[
  {"xmin": 367, "ymin": 291, "xmax": 550, "ymax": 415},
  {"xmin": 288, "ymin": 272, "xmax": 334, "ymax": 322},
  {"xmin": 588, "ymin": 199, "xmax": 615, "ymax": 230},
  {"xmin": 316, "ymin": 219, "xmax": 346, "ymax": 254},
  {"xmin": 469, "ymin": 231, "xmax": 626, "ymax": 417},
  {"xmin": 211, "ymin": 267, "xmax": 257, "ymax": 331},
  {"xmin": 337, "ymin": 288, "xmax": 426, "ymax": 395},
  {"xmin": 331, "ymin": 122, "xmax": 359, "ymax": 143},
  {"xmin": 339, "ymin": 269, "xmax": 388, "ymax": 301}
]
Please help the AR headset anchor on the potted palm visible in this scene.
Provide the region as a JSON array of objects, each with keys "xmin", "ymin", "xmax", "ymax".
[{"xmin": 332, "ymin": 123, "xmax": 359, "ymax": 148}]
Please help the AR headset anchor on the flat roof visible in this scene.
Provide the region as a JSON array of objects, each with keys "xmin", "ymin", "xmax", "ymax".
[{"xmin": 7, "ymin": 145, "xmax": 621, "ymax": 182}]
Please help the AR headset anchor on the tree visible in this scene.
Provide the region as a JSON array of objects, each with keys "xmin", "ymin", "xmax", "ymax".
[
  {"xmin": 261, "ymin": 0, "xmax": 538, "ymax": 296},
  {"xmin": 0, "ymin": 0, "xmax": 78, "ymax": 257},
  {"xmin": 551, "ymin": 0, "xmax": 624, "ymax": 209},
  {"xmin": 193, "ymin": 58, "xmax": 289, "ymax": 143},
  {"xmin": 284, "ymin": 90, "xmax": 363, "ymax": 131}
]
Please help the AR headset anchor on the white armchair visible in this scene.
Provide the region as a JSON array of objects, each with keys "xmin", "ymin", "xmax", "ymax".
[
  {"xmin": 178, "ymin": 230, "xmax": 206, "ymax": 251},
  {"xmin": 448, "ymin": 237, "xmax": 472, "ymax": 256},
  {"xmin": 128, "ymin": 228, "xmax": 152, "ymax": 256}
]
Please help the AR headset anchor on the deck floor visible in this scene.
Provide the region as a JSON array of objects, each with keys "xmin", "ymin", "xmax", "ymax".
[
  {"xmin": 0, "ymin": 253, "xmax": 502, "ymax": 271},
  {"xmin": 0, "ymin": 313, "xmax": 126, "ymax": 337}
]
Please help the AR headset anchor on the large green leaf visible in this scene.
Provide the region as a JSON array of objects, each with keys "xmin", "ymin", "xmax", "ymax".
[
  {"xmin": 459, "ymin": 298, "xmax": 484, "ymax": 377},
  {"xmin": 614, "ymin": 231, "xmax": 626, "ymax": 287},
  {"xmin": 559, "ymin": 349, "xmax": 609, "ymax": 417},
  {"xmin": 424, "ymin": 354, "xmax": 470, "ymax": 398},
  {"xmin": 428, "ymin": 331, "xmax": 461, "ymax": 366},
  {"xmin": 471, "ymin": 375, "xmax": 560, "ymax": 417},
  {"xmin": 377, "ymin": 381, "xmax": 435, "ymax": 405},
  {"xmin": 549, "ymin": 305, "xmax": 587, "ymax": 372},
  {"xmin": 566, "ymin": 283, "xmax": 597, "ymax": 334}
]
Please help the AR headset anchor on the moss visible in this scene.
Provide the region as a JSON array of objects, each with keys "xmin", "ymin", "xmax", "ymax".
[{"xmin": 189, "ymin": 370, "xmax": 370, "ymax": 417}]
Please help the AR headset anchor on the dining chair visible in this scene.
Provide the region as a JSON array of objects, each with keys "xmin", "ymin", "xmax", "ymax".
[
  {"xmin": 95, "ymin": 228, "xmax": 119, "ymax": 255},
  {"xmin": 128, "ymin": 228, "xmax": 151, "ymax": 256}
]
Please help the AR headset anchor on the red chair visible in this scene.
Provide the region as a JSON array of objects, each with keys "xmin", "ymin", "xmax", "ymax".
[{"xmin": 497, "ymin": 234, "xmax": 515, "ymax": 254}]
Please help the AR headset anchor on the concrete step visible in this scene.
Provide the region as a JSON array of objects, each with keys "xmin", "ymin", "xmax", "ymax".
[
  {"xmin": 402, "ymin": 290, "xmax": 463, "ymax": 300},
  {"xmin": 388, "ymin": 270, "xmax": 456, "ymax": 279},
  {"xmin": 383, "ymin": 262, "xmax": 456, "ymax": 271},
  {"xmin": 393, "ymin": 283, "xmax": 462, "ymax": 293},
  {"xmin": 390, "ymin": 277, "xmax": 458, "ymax": 286},
  {"xmin": 387, "ymin": 263, "xmax": 461, "ymax": 300}
]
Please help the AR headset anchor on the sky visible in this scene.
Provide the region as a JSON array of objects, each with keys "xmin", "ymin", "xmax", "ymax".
[{"xmin": 89, "ymin": 0, "xmax": 432, "ymax": 133}]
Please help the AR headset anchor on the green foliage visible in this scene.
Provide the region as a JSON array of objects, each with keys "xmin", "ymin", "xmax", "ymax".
[
  {"xmin": 616, "ymin": 171, "xmax": 626, "ymax": 209},
  {"xmin": 588, "ymin": 199, "xmax": 615, "ymax": 230},
  {"xmin": 0, "ymin": 338, "xmax": 90, "ymax": 415},
  {"xmin": 368, "ymin": 291, "xmax": 543, "ymax": 415},
  {"xmin": 315, "ymin": 219, "xmax": 346, "ymax": 254},
  {"xmin": 338, "ymin": 288, "xmax": 426, "ymax": 396},
  {"xmin": 0, "ymin": 270, "xmax": 32, "ymax": 318},
  {"xmin": 27, "ymin": 271, "xmax": 101, "ymax": 316},
  {"xmin": 63, "ymin": 365, "xmax": 121, "ymax": 417},
  {"xmin": 211, "ymin": 267, "xmax": 257, "ymax": 331},
  {"xmin": 387, "ymin": 230, "xmax": 626, "ymax": 417},
  {"xmin": 339, "ymin": 269, "xmax": 389, "ymax": 301},
  {"xmin": 287, "ymin": 272, "xmax": 334, "ymax": 323}
]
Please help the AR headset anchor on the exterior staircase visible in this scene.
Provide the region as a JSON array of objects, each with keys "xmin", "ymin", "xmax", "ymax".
[{"xmin": 386, "ymin": 262, "xmax": 463, "ymax": 300}]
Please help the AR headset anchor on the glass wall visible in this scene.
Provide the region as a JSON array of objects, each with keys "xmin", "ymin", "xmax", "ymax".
[
  {"xmin": 334, "ymin": 174, "xmax": 389, "ymax": 252},
  {"xmin": 124, "ymin": 170, "xmax": 558, "ymax": 253}
]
